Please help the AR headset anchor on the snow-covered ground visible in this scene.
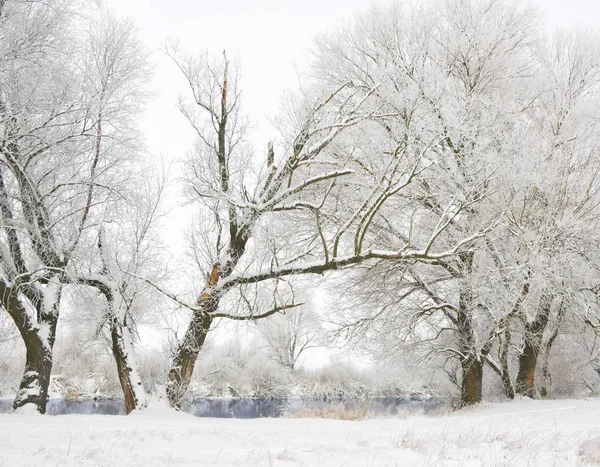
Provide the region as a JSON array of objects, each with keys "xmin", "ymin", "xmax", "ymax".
[{"xmin": 1, "ymin": 398, "xmax": 600, "ymax": 466}]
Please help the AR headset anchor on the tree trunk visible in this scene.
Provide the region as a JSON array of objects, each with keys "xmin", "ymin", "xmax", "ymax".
[
  {"xmin": 166, "ymin": 263, "xmax": 222, "ymax": 408},
  {"xmin": 539, "ymin": 353, "xmax": 551, "ymax": 398},
  {"xmin": 13, "ymin": 334, "xmax": 54, "ymax": 413},
  {"xmin": 487, "ymin": 274, "xmax": 530, "ymax": 400},
  {"xmin": 95, "ymin": 280, "xmax": 148, "ymax": 415},
  {"xmin": 515, "ymin": 293, "xmax": 552, "ymax": 397},
  {"xmin": 540, "ymin": 315, "xmax": 561, "ymax": 398},
  {"xmin": 110, "ymin": 314, "xmax": 147, "ymax": 414},
  {"xmin": 456, "ymin": 251, "xmax": 483, "ymax": 407},
  {"xmin": 166, "ymin": 309, "xmax": 213, "ymax": 408},
  {"xmin": 0, "ymin": 278, "xmax": 61, "ymax": 414},
  {"xmin": 461, "ymin": 357, "xmax": 483, "ymax": 406},
  {"xmin": 500, "ymin": 364, "xmax": 515, "ymax": 399},
  {"xmin": 499, "ymin": 329, "xmax": 515, "ymax": 399},
  {"xmin": 515, "ymin": 339, "xmax": 538, "ymax": 397}
]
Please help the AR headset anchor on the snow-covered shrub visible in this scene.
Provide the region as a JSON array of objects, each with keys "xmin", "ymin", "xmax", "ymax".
[{"xmin": 137, "ymin": 350, "xmax": 170, "ymax": 394}]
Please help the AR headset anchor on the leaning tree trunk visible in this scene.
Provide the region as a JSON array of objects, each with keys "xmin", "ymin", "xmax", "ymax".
[
  {"xmin": 515, "ymin": 293, "xmax": 552, "ymax": 397},
  {"xmin": 110, "ymin": 322, "xmax": 146, "ymax": 413},
  {"xmin": 166, "ymin": 309, "xmax": 213, "ymax": 408},
  {"xmin": 166, "ymin": 264, "xmax": 220, "ymax": 408}
]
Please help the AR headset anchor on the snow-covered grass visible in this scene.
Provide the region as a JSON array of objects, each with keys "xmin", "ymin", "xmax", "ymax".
[{"xmin": 1, "ymin": 398, "xmax": 600, "ymax": 466}]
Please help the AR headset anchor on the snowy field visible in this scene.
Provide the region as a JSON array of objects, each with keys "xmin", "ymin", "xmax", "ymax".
[{"xmin": 1, "ymin": 398, "xmax": 600, "ymax": 466}]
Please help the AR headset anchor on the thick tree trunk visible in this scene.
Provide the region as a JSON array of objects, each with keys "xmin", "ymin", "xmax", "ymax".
[
  {"xmin": 166, "ymin": 310, "xmax": 213, "ymax": 408},
  {"xmin": 13, "ymin": 335, "xmax": 54, "ymax": 413},
  {"xmin": 461, "ymin": 357, "xmax": 483, "ymax": 406},
  {"xmin": 0, "ymin": 278, "xmax": 61, "ymax": 414},
  {"xmin": 110, "ymin": 315, "xmax": 147, "ymax": 414},
  {"xmin": 166, "ymin": 263, "xmax": 223, "ymax": 408},
  {"xmin": 456, "ymin": 251, "xmax": 483, "ymax": 407},
  {"xmin": 515, "ymin": 339, "xmax": 539, "ymax": 397},
  {"xmin": 515, "ymin": 293, "xmax": 552, "ymax": 397}
]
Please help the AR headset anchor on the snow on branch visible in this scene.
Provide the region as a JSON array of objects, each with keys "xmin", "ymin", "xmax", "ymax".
[{"xmin": 220, "ymin": 224, "xmax": 493, "ymax": 290}]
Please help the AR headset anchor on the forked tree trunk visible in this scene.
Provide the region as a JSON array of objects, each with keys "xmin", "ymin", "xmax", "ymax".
[
  {"xmin": 92, "ymin": 271, "xmax": 148, "ymax": 414},
  {"xmin": 485, "ymin": 329, "xmax": 515, "ymax": 400},
  {"xmin": 539, "ymin": 320, "xmax": 561, "ymax": 398},
  {"xmin": 515, "ymin": 293, "xmax": 552, "ymax": 397},
  {"xmin": 487, "ymin": 276, "xmax": 530, "ymax": 400},
  {"xmin": 515, "ymin": 339, "xmax": 539, "ymax": 398},
  {"xmin": 461, "ymin": 357, "xmax": 483, "ymax": 405},
  {"xmin": 539, "ymin": 302, "xmax": 564, "ymax": 398}
]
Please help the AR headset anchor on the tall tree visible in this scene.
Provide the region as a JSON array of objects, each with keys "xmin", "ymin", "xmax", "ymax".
[
  {"xmin": 159, "ymin": 44, "xmax": 484, "ymax": 408},
  {"xmin": 0, "ymin": 2, "xmax": 149, "ymax": 412},
  {"xmin": 311, "ymin": 0, "xmax": 538, "ymax": 406}
]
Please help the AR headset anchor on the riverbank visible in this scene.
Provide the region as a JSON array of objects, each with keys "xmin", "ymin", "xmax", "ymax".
[
  {"xmin": 0, "ymin": 395, "xmax": 444, "ymax": 418},
  {"xmin": 1, "ymin": 397, "xmax": 599, "ymax": 466}
]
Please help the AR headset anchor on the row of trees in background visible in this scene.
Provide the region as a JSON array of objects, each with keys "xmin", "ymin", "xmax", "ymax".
[{"xmin": 1, "ymin": 0, "xmax": 600, "ymax": 413}]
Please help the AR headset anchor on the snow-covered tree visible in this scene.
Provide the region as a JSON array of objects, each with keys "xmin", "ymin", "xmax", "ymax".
[
  {"xmin": 319, "ymin": 0, "xmax": 600, "ymax": 406},
  {"xmin": 0, "ymin": 2, "xmax": 149, "ymax": 413},
  {"xmin": 158, "ymin": 41, "xmax": 485, "ymax": 408},
  {"xmin": 255, "ymin": 285, "xmax": 324, "ymax": 371},
  {"xmin": 311, "ymin": 0, "xmax": 535, "ymax": 406}
]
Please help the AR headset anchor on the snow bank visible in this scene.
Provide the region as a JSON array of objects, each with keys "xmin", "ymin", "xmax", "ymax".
[{"xmin": 1, "ymin": 398, "xmax": 600, "ymax": 466}]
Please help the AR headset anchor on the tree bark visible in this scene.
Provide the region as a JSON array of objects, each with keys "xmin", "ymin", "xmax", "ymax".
[
  {"xmin": 486, "ymin": 329, "xmax": 515, "ymax": 400},
  {"xmin": 539, "ymin": 306, "xmax": 562, "ymax": 398},
  {"xmin": 109, "ymin": 313, "xmax": 147, "ymax": 414},
  {"xmin": 0, "ymin": 278, "xmax": 62, "ymax": 414},
  {"xmin": 13, "ymin": 334, "xmax": 54, "ymax": 413},
  {"xmin": 166, "ymin": 309, "xmax": 213, "ymax": 408},
  {"xmin": 166, "ymin": 264, "xmax": 219, "ymax": 408},
  {"xmin": 515, "ymin": 339, "xmax": 539, "ymax": 398},
  {"xmin": 461, "ymin": 357, "xmax": 483, "ymax": 405},
  {"xmin": 499, "ymin": 329, "xmax": 515, "ymax": 399},
  {"xmin": 515, "ymin": 293, "xmax": 552, "ymax": 397},
  {"xmin": 456, "ymin": 251, "xmax": 483, "ymax": 406}
]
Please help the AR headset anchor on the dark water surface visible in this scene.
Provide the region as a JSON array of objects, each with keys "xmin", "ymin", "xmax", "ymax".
[{"xmin": 0, "ymin": 396, "xmax": 446, "ymax": 418}]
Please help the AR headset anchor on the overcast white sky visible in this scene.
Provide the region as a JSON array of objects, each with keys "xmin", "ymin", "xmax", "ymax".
[{"xmin": 103, "ymin": 0, "xmax": 600, "ymax": 164}]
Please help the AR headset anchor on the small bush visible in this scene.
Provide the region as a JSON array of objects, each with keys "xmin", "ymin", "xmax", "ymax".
[{"xmin": 289, "ymin": 403, "xmax": 367, "ymax": 420}]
